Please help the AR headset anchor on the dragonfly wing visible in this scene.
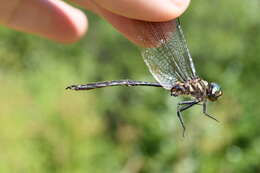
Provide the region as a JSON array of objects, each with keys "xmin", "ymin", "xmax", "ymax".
[{"xmin": 137, "ymin": 19, "xmax": 197, "ymax": 90}]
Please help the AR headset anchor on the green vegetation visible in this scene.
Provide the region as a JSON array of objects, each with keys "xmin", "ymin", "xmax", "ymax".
[{"xmin": 0, "ymin": 0, "xmax": 260, "ymax": 172}]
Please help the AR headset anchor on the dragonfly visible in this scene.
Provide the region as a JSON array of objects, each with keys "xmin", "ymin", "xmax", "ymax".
[{"xmin": 66, "ymin": 18, "xmax": 223, "ymax": 136}]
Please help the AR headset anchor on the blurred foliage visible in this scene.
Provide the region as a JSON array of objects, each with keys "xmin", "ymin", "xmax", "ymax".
[{"xmin": 0, "ymin": 0, "xmax": 260, "ymax": 172}]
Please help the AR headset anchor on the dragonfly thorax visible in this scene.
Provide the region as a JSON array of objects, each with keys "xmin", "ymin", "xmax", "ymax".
[
  {"xmin": 170, "ymin": 78, "xmax": 209, "ymax": 101},
  {"xmin": 170, "ymin": 78, "xmax": 222, "ymax": 102}
]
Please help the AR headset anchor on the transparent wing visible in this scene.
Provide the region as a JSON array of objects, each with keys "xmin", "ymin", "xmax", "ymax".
[{"xmin": 136, "ymin": 19, "xmax": 197, "ymax": 90}]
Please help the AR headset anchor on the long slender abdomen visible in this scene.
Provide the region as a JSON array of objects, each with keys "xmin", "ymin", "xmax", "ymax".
[{"xmin": 66, "ymin": 80, "xmax": 162, "ymax": 91}]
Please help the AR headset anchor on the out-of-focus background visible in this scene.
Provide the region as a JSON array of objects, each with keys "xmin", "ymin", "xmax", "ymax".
[{"xmin": 0, "ymin": 0, "xmax": 260, "ymax": 172}]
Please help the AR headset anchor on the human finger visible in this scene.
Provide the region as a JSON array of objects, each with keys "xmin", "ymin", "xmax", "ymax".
[
  {"xmin": 71, "ymin": 1, "xmax": 180, "ymax": 46},
  {"xmin": 0, "ymin": 0, "xmax": 87, "ymax": 43},
  {"xmin": 74, "ymin": 0, "xmax": 190, "ymax": 21}
]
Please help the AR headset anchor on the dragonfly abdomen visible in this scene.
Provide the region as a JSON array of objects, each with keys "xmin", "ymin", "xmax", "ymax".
[{"xmin": 170, "ymin": 78, "xmax": 209, "ymax": 101}]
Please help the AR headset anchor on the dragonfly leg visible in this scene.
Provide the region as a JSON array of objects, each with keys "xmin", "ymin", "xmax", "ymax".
[
  {"xmin": 178, "ymin": 100, "xmax": 199, "ymax": 105},
  {"xmin": 202, "ymin": 102, "xmax": 219, "ymax": 122},
  {"xmin": 177, "ymin": 111, "xmax": 186, "ymax": 137},
  {"xmin": 177, "ymin": 100, "xmax": 200, "ymax": 137}
]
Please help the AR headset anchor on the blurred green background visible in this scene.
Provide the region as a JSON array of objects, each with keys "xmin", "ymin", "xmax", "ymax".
[{"xmin": 0, "ymin": 0, "xmax": 260, "ymax": 172}]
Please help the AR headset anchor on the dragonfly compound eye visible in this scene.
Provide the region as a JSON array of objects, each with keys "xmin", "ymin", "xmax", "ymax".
[{"xmin": 208, "ymin": 83, "xmax": 223, "ymax": 101}]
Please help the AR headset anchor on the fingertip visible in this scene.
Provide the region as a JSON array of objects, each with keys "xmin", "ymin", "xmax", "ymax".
[
  {"xmin": 149, "ymin": 0, "xmax": 191, "ymax": 21},
  {"xmin": 58, "ymin": 8, "xmax": 88, "ymax": 43},
  {"xmin": 171, "ymin": 0, "xmax": 191, "ymax": 17},
  {"xmin": 169, "ymin": 0, "xmax": 191, "ymax": 18},
  {"xmin": 5, "ymin": 0, "xmax": 88, "ymax": 44},
  {"xmin": 48, "ymin": 1, "xmax": 88, "ymax": 43},
  {"xmin": 91, "ymin": 0, "xmax": 190, "ymax": 22}
]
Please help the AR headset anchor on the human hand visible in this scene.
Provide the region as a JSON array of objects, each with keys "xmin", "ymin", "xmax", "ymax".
[{"xmin": 0, "ymin": 0, "xmax": 190, "ymax": 45}]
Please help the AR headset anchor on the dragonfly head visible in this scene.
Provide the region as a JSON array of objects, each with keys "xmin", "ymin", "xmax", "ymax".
[{"xmin": 208, "ymin": 82, "xmax": 223, "ymax": 101}]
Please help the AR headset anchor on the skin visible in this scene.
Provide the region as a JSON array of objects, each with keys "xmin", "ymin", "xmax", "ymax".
[{"xmin": 0, "ymin": 0, "xmax": 190, "ymax": 45}]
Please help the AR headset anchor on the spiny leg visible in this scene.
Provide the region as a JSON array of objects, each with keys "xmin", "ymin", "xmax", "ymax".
[
  {"xmin": 202, "ymin": 102, "xmax": 219, "ymax": 122},
  {"xmin": 177, "ymin": 100, "xmax": 200, "ymax": 137}
]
